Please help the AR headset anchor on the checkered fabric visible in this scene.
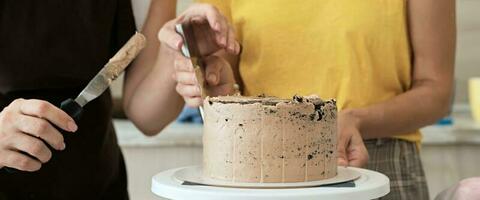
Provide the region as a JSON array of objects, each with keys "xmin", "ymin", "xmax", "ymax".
[{"xmin": 365, "ymin": 138, "xmax": 430, "ymax": 200}]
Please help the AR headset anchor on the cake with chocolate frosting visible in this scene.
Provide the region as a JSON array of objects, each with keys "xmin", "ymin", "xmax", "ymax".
[{"xmin": 202, "ymin": 95, "xmax": 337, "ymax": 183}]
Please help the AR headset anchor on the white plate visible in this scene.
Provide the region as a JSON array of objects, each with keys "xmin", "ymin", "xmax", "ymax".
[{"xmin": 173, "ymin": 166, "xmax": 361, "ymax": 189}]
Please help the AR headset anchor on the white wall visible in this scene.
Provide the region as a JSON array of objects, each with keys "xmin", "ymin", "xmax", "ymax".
[{"xmin": 455, "ymin": 0, "xmax": 480, "ymax": 103}]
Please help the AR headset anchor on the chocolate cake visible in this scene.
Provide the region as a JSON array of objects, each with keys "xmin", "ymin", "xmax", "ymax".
[{"xmin": 202, "ymin": 95, "xmax": 337, "ymax": 183}]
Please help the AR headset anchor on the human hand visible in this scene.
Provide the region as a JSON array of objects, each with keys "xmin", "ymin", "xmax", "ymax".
[
  {"xmin": 0, "ymin": 99, "xmax": 77, "ymax": 171},
  {"xmin": 158, "ymin": 3, "xmax": 240, "ymax": 56},
  {"xmin": 337, "ymin": 109, "xmax": 369, "ymax": 167},
  {"xmin": 173, "ymin": 54, "xmax": 237, "ymax": 107}
]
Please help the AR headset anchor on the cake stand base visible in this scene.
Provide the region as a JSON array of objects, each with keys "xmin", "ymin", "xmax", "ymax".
[{"xmin": 151, "ymin": 166, "xmax": 390, "ymax": 200}]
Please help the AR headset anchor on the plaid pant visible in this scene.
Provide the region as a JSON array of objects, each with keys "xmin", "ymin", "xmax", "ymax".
[{"xmin": 365, "ymin": 138, "xmax": 430, "ymax": 200}]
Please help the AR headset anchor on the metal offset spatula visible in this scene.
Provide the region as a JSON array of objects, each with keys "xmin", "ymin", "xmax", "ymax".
[
  {"xmin": 63, "ymin": 32, "xmax": 145, "ymax": 119},
  {"xmin": 3, "ymin": 32, "xmax": 146, "ymax": 173},
  {"xmin": 175, "ymin": 22, "xmax": 207, "ymax": 120}
]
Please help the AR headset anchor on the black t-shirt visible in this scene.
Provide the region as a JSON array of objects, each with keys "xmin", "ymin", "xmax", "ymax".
[{"xmin": 0, "ymin": 0, "xmax": 136, "ymax": 199}]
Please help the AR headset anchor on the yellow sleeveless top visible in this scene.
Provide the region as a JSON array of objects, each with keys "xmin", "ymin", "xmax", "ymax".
[{"xmin": 198, "ymin": 0, "xmax": 421, "ymax": 142}]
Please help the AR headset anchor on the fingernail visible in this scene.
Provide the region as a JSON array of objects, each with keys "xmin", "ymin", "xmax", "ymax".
[
  {"xmin": 178, "ymin": 40, "xmax": 184, "ymax": 48},
  {"xmin": 61, "ymin": 143, "xmax": 66, "ymax": 150},
  {"xmin": 208, "ymin": 74, "xmax": 217, "ymax": 83},
  {"xmin": 214, "ymin": 22, "xmax": 220, "ymax": 30},
  {"xmin": 68, "ymin": 121, "xmax": 78, "ymax": 132}
]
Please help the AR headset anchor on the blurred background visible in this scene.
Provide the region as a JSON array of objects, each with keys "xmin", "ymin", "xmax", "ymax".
[{"xmin": 109, "ymin": 0, "xmax": 480, "ymax": 199}]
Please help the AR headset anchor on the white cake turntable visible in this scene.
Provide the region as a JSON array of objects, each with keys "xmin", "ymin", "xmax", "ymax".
[{"xmin": 151, "ymin": 165, "xmax": 390, "ymax": 200}]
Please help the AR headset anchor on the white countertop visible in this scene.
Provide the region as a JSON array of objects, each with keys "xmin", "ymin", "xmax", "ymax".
[
  {"xmin": 115, "ymin": 104, "xmax": 480, "ymax": 147},
  {"xmin": 421, "ymin": 104, "xmax": 480, "ymax": 145},
  {"xmin": 115, "ymin": 120, "xmax": 203, "ymax": 147}
]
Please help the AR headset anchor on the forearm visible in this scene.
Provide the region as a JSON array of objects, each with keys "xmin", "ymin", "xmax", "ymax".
[
  {"xmin": 123, "ymin": 0, "xmax": 183, "ymax": 135},
  {"xmin": 349, "ymin": 79, "xmax": 453, "ymax": 139},
  {"xmin": 125, "ymin": 46, "xmax": 185, "ymax": 135},
  {"xmin": 352, "ymin": 0, "xmax": 456, "ymax": 139}
]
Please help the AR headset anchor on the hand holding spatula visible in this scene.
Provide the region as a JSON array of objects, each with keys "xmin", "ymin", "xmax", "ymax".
[{"xmin": 0, "ymin": 33, "xmax": 146, "ymax": 173}]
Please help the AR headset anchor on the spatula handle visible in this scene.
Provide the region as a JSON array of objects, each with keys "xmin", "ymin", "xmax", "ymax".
[{"xmin": 60, "ymin": 98, "xmax": 83, "ymax": 122}]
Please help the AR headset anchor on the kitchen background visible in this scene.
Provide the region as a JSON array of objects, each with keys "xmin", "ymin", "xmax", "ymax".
[{"xmin": 111, "ymin": 0, "xmax": 480, "ymax": 199}]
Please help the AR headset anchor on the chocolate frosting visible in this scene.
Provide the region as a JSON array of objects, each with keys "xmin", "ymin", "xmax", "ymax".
[{"xmin": 203, "ymin": 95, "xmax": 337, "ymax": 183}]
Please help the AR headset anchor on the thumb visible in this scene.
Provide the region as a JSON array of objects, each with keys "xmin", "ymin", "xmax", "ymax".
[
  {"xmin": 158, "ymin": 20, "xmax": 183, "ymax": 50},
  {"xmin": 204, "ymin": 56, "xmax": 226, "ymax": 86},
  {"xmin": 205, "ymin": 63, "xmax": 221, "ymax": 86},
  {"xmin": 347, "ymin": 133, "xmax": 369, "ymax": 167}
]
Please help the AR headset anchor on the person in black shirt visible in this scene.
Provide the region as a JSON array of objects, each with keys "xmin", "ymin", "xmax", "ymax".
[{"xmin": 0, "ymin": 0, "xmax": 135, "ymax": 199}]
